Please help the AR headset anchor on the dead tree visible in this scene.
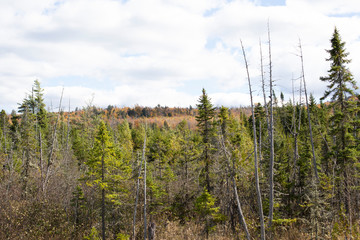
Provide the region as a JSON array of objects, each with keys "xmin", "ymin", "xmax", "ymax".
[
  {"xmin": 219, "ymin": 135, "xmax": 251, "ymax": 240},
  {"xmin": 241, "ymin": 40, "xmax": 266, "ymax": 240},
  {"xmin": 299, "ymin": 40, "xmax": 319, "ymax": 182},
  {"xmin": 267, "ymin": 22, "xmax": 275, "ymax": 230},
  {"xmin": 299, "ymin": 39, "xmax": 322, "ymax": 239},
  {"xmin": 259, "ymin": 39, "xmax": 270, "ymax": 134},
  {"xmin": 43, "ymin": 88, "xmax": 64, "ymax": 193}
]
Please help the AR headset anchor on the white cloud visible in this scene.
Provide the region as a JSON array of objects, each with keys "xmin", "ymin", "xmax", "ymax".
[
  {"xmin": 44, "ymin": 84, "xmax": 198, "ymax": 111},
  {"xmin": 1, "ymin": 0, "xmax": 360, "ymax": 112},
  {"xmin": 211, "ymin": 92, "xmax": 263, "ymax": 107}
]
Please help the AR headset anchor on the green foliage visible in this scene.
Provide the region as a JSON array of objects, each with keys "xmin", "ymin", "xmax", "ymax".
[
  {"xmin": 18, "ymin": 80, "xmax": 48, "ymax": 131},
  {"xmin": 319, "ymin": 29, "xmax": 359, "ymax": 229},
  {"xmin": 85, "ymin": 121, "xmax": 131, "ymax": 193},
  {"xmin": 131, "ymin": 124, "xmax": 146, "ymax": 150},
  {"xmin": 71, "ymin": 128, "xmax": 91, "ymax": 166},
  {"xmin": 116, "ymin": 120, "xmax": 133, "ymax": 162},
  {"xmin": 195, "ymin": 188, "xmax": 226, "ymax": 233},
  {"xmin": 320, "ymin": 28, "xmax": 357, "ymax": 104},
  {"xmin": 195, "ymin": 88, "xmax": 216, "ymax": 192},
  {"xmin": 195, "ymin": 188, "xmax": 219, "ymax": 218},
  {"xmin": 196, "ymin": 88, "xmax": 216, "ymax": 140},
  {"xmin": 2, "ymin": 41, "xmax": 360, "ymax": 239},
  {"xmin": 218, "ymin": 106, "xmax": 230, "ymax": 138},
  {"xmin": 70, "ymin": 185, "xmax": 87, "ymax": 226},
  {"xmin": 116, "ymin": 232, "xmax": 130, "ymax": 240},
  {"xmin": 84, "ymin": 227, "xmax": 101, "ymax": 240}
]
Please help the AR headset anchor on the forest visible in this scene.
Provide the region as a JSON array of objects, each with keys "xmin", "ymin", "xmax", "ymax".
[{"xmin": 0, "ymin": 28, "xmax": 359, "ymax": 240}]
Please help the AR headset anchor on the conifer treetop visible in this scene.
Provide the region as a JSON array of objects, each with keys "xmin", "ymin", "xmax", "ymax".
[{"xmin": 320, "ymin": 27, "xmax": 358, "ymax": 105}]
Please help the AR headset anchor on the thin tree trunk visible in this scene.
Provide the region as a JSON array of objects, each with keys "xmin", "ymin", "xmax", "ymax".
[
  {"xmin": 299, "ymin": 40, "xmax": 319, "ymax": 182},
  {"xmin": 298, "ymin": 43, "xmax": 323, "ymax": 238},
  {"xmin": 267, "ymin": 22, "xmax": 275, "ymax": 230},
  {"xmin": 47, "ymin": 88, "xmax": 64, "ymax": 166},
  {"xmin": 44, "ymin": 88, "xmax": 64, "ymax": 193},
  {"xmin": 219, "ymin": 136, "xmax": 251, "ymax": 240},
  {"xmin": 259, "ymin": 39, "xmax": 270, "ymax": 134},
  {"xmin": 259, "ymin": 118, "xmax": 263, "ymax": 171},
  {"xmin": 241, "ymin": 40, "xmax": 266, "ymax": 240}
]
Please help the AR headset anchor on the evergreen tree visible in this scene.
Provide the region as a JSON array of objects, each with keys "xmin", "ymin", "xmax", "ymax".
[
  {"xmin": 196, "ymin": 88, "xmax": 216, "ymax": 192},
  {"xmin": 33, "ymin": 80, "xmax": 48, "ymax": 131},
  {"xmin": 218, "ymin": 106, "xmax": 230, "ymax": 140},
  {"xmin": 320, "ymin": 28, "xmax": 357, "ymax": 106},
  {"xmin": 17, "ymin": 80, "xmax": 49, "ymax": 190},
  {"xmin": 85, "ymin": 121, "xmax": 131, "ymax": 239},
  {"xmin": 0, "ymin": 110, "xmax": 9, "ymax": 155},
  {"xmin": 320, "ymin": 27, "xmax": 359, "ymax": 236}
]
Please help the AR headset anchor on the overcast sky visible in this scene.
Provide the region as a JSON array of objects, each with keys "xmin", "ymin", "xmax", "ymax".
[{"xmin": 1, "ymin": 0, "xmax": 360, "ymax": 112}]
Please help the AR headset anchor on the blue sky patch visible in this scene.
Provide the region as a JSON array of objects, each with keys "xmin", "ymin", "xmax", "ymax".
[
  {"xmin": 205, "ymin": 37, "xmax": 223, "ymax": 50},
  {"xmin": 254, "ymin": 0, "xmax": 286, "ymax": 7},
  {"xmin": 203, "ymin": 7, "xmax": 220, "ymax": 17},
  {"xmin": 328, "ymin": 12, "xmax": 360, "ymax": 18}
]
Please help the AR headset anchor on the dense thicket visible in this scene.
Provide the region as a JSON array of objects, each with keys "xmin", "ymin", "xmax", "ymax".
[{"xmin": 0, "ymin": 28, "xmax": 359, "ymax": 239}]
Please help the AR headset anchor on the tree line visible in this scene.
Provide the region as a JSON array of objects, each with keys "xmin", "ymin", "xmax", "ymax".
[{"xmin": 0, "ymin": 27, "xmax": 359, "ymax": 239}]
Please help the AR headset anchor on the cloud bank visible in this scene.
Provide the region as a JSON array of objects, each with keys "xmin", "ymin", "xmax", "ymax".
[{"xmin": 0, "ymin": 0, "xmax": 360, "ymax": 112}]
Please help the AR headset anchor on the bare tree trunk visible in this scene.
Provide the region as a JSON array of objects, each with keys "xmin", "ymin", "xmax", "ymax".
[
  {"xmin": 267, "ymin": 22, "xmax": 275, "ymax": 230},
  {"xmin": 291, "ymin": 77, "xmax": 299, "ymax": 176},
  {"xmin": 241, "ymin": 40, "xmax": 266, "ymax": 240},
  {"xmin": 219, "ymin": 136, "xmax": 251, "ymax": 240},
  {"xmin": 44, "ymin": 88, "xmax": 64, "ymax": 193},
  {"xmin": 298, "ymin": 40, "xmax": 319, "ymax": 182},
  {"xmin": 259, "ymin": 39, "xmax": 270, "ymax": 134}
]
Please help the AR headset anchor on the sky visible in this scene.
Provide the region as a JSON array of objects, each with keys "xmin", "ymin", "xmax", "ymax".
[{"xmin": 1, "ymin": 0, "xmax": 360, "ymax": 112}]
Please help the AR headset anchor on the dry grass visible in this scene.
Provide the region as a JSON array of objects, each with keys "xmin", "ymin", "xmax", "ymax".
[
  {"xmin": 152, "ymin": 220, "xmax": 360, "ymax": 240},
  {"xmin": 156, "ymin": 221, "xmax": 239, "ymax": 240}
]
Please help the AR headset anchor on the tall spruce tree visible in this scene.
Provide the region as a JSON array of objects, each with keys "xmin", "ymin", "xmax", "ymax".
[
  {"xmin": 85, "ymin": 121, "xmax": 131, "ymax": 239},
  {"xmin": 320, "ymin": 27, "xmax": 359, "ymax": 236},
  {"xmin": 196, "ymin": 88, "xmax": 216, "ymax": 192}
]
